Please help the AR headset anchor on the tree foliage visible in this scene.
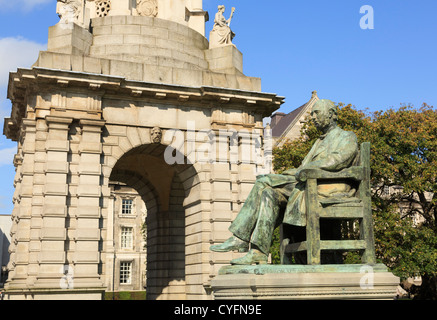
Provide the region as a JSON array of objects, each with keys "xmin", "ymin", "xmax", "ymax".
[{"xmin": 272, "ymin": 103, "xmax": 437, "ymax": 299}]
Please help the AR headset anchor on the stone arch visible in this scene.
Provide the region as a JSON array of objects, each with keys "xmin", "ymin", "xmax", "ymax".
[
  {"xmin": 104, "ymin": 140, "xmax": 200, "ymax": 300},
  {"xmin": 109, "ymin": 168, "xmax": 160, "ymax": 216}
]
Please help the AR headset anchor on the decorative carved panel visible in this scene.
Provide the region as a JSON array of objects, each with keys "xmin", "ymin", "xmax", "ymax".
[
  {"xmin": 96, "ymin": 0, "xmax": 111, "ymax": 17},
  {"xmin": 136, "ymin": 0, "xmax": 158, "ymax": 17}
]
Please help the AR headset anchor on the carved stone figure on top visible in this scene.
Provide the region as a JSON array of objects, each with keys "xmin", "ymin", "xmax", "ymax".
[
  {"xmin": 209, "ymin": 5, "xmax": 236, "ymax": 49},
  {"xmin": 210, "ymin": 99, "xmax": 359, "ymax": 265},
  {"xmin": 57, "ymin": 0, "xmax": 83, "ymax": 25}
]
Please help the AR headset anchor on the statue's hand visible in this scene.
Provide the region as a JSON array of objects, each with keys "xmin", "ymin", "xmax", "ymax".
[
  {"xmin": 282, "ymin": 168, "xmax": 297, "ymax": 176},
  {"xmin": 296, "ymin": 165, "xmax": 314, "ymax": 182},
  {"xmin": 295, "ymin": 169, "xmax": 307, "ymax": 182}
]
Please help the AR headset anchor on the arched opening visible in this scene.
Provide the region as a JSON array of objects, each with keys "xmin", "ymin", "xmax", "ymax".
[{"xmin": 108, "ymin": 143, "xmax": 197, "ymax": 300}]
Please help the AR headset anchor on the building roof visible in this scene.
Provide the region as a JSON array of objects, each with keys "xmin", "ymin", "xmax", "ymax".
[
  {"xmin": 272, "ymin": 102, "xmax": 307, "ymax": 137},
  {"xmin": 271, "ymin": 91, "xmax": 319, "ymax": 147}
]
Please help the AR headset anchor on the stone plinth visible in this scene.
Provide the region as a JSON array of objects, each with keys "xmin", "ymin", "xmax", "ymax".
[
  {"xmin": 205, "ymin": 45, "xmax": 243, "ymax": 75},
  {"xmin": 211, "ymin": 264, "xmax": 400, "ymax": 300}
]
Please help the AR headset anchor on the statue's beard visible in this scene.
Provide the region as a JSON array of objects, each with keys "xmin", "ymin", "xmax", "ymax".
[{"xmin": 315, "ymin": 119, "xmax": 331, "ymax": 132}]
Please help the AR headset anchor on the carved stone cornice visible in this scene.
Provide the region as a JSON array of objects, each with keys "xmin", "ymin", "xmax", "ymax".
[{"xmin": 4, "ymin": 67, "xmax": 284, "ymax": 141}]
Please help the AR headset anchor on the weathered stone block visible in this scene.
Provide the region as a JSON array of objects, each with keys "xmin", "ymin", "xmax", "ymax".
[
  {"xmin": 77, "ymin": 185, "xmax": 101, "ymax": 197},
  {"xmin": 40, "ymin": 228, "xmax": 66, "ymax": 241},
  {"xmin": 83, "ymin": 56, "xmax": 103, "ymax": 74},
  {"xmin": 44, "ymin": 183, "xmax": 68, "ymax": 196},
  {"xmin": 74, "ymin": 228, "xmax": 101, "ymax": 241},
  {"xmin": 44, "ymin": 161, "xmax": 69, "ymax": 174},
  {"xmin": 109, "ymin": 59, "xmax": 143, "ymax": 81},
  {"xmin": 38, "ymin": 251, "xmax": 66, "ymax": 263},
  {"xmin": 42, "ymin": 205, "xmax": 67, "ymax": 217},
  {"xmin": 111, "ymin": 24, "xmax": 141, "ymax": 35}
]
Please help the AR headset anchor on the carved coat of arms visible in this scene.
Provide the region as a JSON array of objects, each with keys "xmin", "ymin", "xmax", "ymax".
[{"xmin": 136, "ymin": 0, "xmax": 158, "ymax": 17}]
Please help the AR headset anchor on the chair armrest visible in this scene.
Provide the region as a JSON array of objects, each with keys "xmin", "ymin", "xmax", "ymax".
[{"xmin": 297, "ymin": 166, "xmax": 364, "ymax": 182}]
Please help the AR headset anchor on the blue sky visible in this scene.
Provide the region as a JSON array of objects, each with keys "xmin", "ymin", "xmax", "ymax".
[{"xmin": 0, "ymin": 0, "xmax": 436, "ymax": 214}]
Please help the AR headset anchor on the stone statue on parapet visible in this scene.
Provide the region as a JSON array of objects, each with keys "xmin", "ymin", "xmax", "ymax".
[
  {"xmin": 210, "ymin": 99, "xmax": 360, "ymax": 265},
  {"xmin": 57, "ymin": 0, "xmax": 83, "ymax": 25},
  {"xmin": 209, "ymin": 5, "xmax": 236, "ymax": 49}
]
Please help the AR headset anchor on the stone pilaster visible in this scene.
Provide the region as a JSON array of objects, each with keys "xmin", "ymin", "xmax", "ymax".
[
  {"xmin": 5, "ymin": 120, "xmax": 36, "ymax": 290},
  {"xmin": 27, "ymin": 119, "xmax": 45, "ymax": 288},
  {"xmin": 34, "ymin": 116, "xmax": 72, "ymax": 289},
  {"xmin": 103, "ymin": 191, "xmax": 116, "ymax": 290},
  {"xmin": 72, "ymin": 119, "xmax": 106, "ymax": 289}
]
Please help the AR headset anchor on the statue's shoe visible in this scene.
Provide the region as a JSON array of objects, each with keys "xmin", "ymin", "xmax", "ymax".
[
  {"xmin": 210, "ymin": 236, "xmax": 249, "ymax": 253},
  {"xmin": 230, "ymin": 249, "xmax": 268, "ymax": 265}
]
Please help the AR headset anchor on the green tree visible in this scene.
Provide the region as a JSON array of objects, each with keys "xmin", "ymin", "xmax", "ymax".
[{"xmin": 272, "ymin": 103, "xmax": 437, "ymax": 299}]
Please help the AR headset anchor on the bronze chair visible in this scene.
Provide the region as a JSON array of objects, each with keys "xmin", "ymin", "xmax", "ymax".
[{"xmin": 280, "ymin": 142, "xmax": 376, "ymax": 265}]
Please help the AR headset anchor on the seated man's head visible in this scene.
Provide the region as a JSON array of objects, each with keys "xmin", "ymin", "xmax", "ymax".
[{"xmin": 310, "ymin": 99, "xmax": 338, "ymax": 132}]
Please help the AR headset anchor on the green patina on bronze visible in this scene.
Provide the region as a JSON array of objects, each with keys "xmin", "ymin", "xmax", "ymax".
[
  {"xmin": 218, "ymin": 264, "xmax": 388, "ymax": 276},
  {"xmin": 210, "ymin": 99, "xmax": 376, "ymax": 267}
]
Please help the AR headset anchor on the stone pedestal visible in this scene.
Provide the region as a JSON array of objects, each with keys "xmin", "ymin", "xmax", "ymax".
[
  {"xmin": 211, "ymin": 264, "xmax": 400, "ymax": 300},
  {"xmin": 204, "ymin": 45, "xmax": 243, "ymax": 75}
]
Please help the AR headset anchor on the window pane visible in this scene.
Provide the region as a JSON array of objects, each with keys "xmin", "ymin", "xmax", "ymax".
[
  {"xmin": 121, "ymin": 227, "xmax": 133, "ymax": 249},
  {"xmin": 120, "ymin": 262, "xmax": 132, "ymax": 284},
  {"xmin": 122, "ymin": 199, "xmax": 133, "ymax": 214}
]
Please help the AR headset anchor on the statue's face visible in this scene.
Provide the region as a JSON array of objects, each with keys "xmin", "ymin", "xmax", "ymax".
[
  {"xmin": 311, "ymin": 103, "xmax": 333, "ymax": 131},
  {"xmin": 151, "ymin": 127, "xmax": 162, "ymax": 144}
]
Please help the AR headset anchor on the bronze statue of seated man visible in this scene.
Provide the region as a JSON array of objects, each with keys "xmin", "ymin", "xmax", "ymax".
[{"xmin": 210, "ymin": 99, "xmax": 359, "ymax": 265}]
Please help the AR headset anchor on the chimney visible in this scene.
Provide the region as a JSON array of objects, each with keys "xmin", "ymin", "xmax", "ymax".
[{"xmin": 270, "ymin": 112, "xmax": 286, "ymax": 129}]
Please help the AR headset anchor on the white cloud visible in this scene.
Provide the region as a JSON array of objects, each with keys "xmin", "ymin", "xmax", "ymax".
[
  {"xmin": 0, "ymin": 0, "xmax": 54, "ymax": 12},
  {"xmin": 0, "ymin": 37, "xmax": 46, "ymax": 87},
  {"xmin": 0, "ymin": 146, "xmax": 16, "ymax": 167}
]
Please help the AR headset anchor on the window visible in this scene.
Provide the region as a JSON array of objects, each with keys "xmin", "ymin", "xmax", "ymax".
[
  {"xmin": 121, "ymin": 227, "xmax": 133, "ymax": 249},
  {"xmin": 122, "ymin": 199, "xmax": 133, "ymax": 215},
  {"xmin": 120, "ymin": 262, "xmax": 132, "ymax": 285}
]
